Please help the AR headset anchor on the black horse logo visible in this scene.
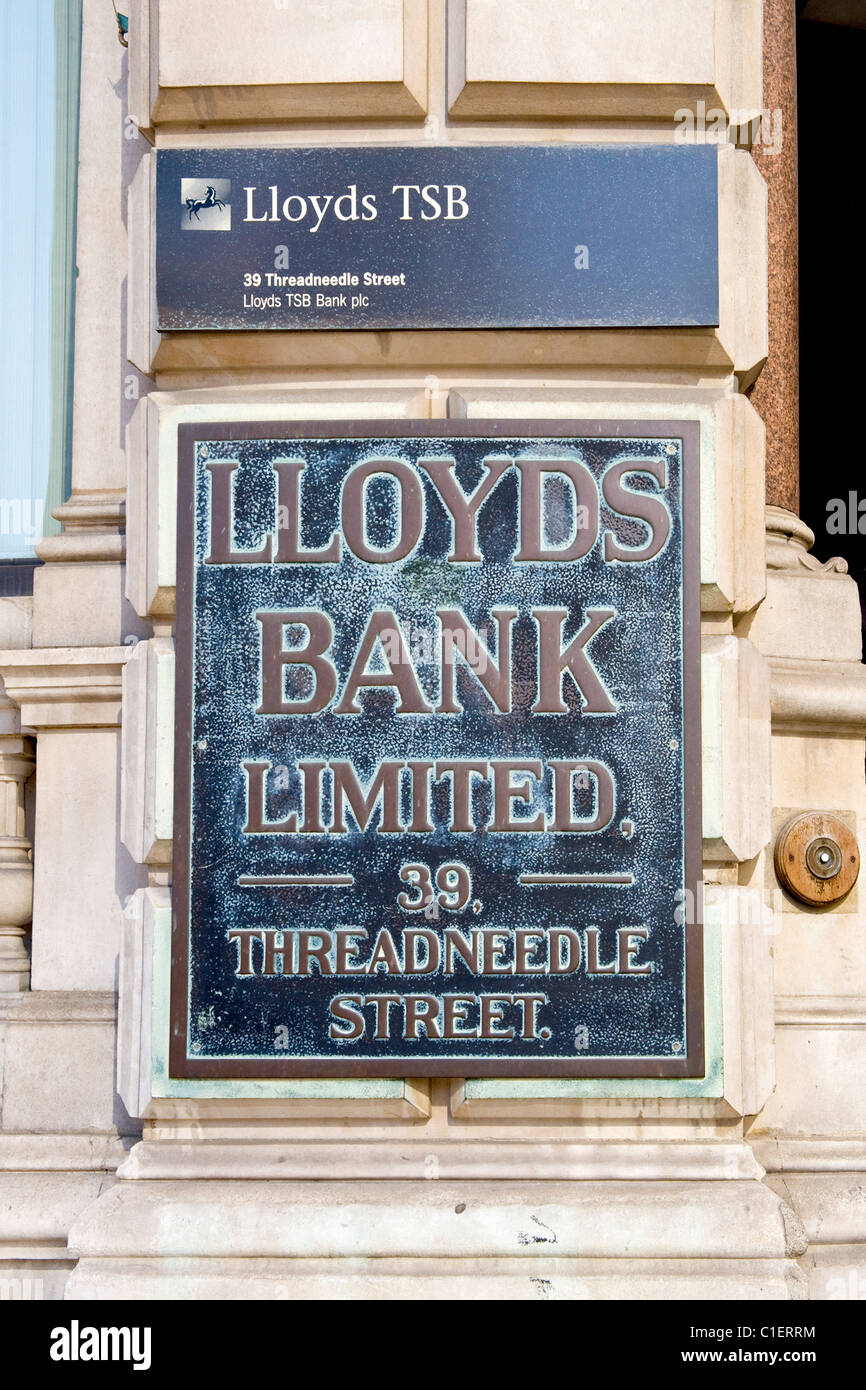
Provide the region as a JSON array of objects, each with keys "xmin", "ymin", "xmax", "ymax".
[{"xmin": 185, "ymin": 185, "xmax": 227, "ymax": 222}]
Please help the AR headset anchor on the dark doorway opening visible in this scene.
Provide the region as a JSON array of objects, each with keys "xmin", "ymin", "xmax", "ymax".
[{"xmin": 797, "ymin": 11, "xmax": 866, "ymax": 641}]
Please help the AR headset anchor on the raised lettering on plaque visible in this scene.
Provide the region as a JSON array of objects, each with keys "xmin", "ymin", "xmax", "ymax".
[{"xmin": 172, "ymin": 421, "xmax": 702, "ymax": 1077}]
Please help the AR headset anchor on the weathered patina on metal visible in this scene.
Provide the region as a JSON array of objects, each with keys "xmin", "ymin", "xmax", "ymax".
[{"xmin": 171, "ymin": 420, "xmax": 702, "ymax": 1078}]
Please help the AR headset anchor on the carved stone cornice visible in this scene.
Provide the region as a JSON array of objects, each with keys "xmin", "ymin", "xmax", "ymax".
[
  {"xmin": 35, "ymin": 533, "xmax": 125, "ymax": 564},
  {"xmin": 766, "ymin": 506, "xmax": 848, "ymax": 576},
  {"xmin": 35, "ymin": 491, "xmax": 126, "ymax": 565},
  {"xmin": 0, "ymin": 647, "xmax": 131, "ymax": 729}
]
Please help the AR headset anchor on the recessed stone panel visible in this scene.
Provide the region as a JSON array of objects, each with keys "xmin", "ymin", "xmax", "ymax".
[
  {"xmin": 131, "ymin": 0, "xmax": 428, "ymax": 127},
  {"xmin": 448, "ymin": 0, "xmax": 761, "ymax": 123}
]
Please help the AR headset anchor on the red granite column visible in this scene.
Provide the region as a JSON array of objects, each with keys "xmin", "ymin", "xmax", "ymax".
[{"xmin": 750, "ymin": 0, "xmax": 799, "ymax": 514}]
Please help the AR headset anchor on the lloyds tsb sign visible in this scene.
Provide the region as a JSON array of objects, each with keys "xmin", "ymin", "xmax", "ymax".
[{"xmin": 172, "ymin": 420, "xmax": 702, "ymax": 1078}]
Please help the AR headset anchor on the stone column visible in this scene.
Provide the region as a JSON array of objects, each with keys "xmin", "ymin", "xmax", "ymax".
[
  {"xmin": 750, "ymin": 0, "xmax": 799, "ymax": 515},
  {"xmin": 0, "ymin": 689, "xmax": 35, "ymax": 992},
  {"xmin": 33, "ymin": 0, "xmax": 148, "ymax": 651}
]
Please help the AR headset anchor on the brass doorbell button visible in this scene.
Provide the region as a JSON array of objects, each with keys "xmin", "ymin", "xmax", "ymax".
[
  {"xmin": 805, "ymin": 837, "xmax": 843, "ymax": 880},
  {"xmin": 774, "ymin": 812, "xmax": 860, "ymax": 906}
]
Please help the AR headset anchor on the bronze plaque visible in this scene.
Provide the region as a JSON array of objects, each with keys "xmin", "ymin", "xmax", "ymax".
[{"xmin": 171, "ymin": 420, "xmax": 702, "ymax": 1078}]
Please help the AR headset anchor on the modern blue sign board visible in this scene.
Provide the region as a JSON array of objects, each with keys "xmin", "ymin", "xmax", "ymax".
[
  {"xmin": 172, "ymin": 421, "xmax": 702, "ymax": 1078},
  {"xmin": 156, "ymin": 147, "xmax": 719, "ymax": 331}
]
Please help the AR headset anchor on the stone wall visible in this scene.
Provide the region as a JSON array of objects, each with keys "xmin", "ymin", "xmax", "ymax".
[{"xmin": 0, "ymin": 0, "xmax": 863, "ymax": 1301}]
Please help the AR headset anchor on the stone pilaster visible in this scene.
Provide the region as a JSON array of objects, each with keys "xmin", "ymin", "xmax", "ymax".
[
  {"xmin": 31, "ymin": 0, "xmax": 147, "ymax": 652},
  {"xmin": 0, "ymin": 646, "xmax": 137, "ymax": 992}
]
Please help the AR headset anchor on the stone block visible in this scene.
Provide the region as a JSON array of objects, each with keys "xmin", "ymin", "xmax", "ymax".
[
  {"xmin": 0, "ymin": 599, "xmax": 32, "ymax": 651},
  {"xmin": 32, "ymin": 562, "xmax": 147, "ymax": 649},
  {"xmin": 753, "ymin": 1027, "xmax": 866, "ymax": 1140},
  {"xmin": 702, "ymin": 636, "xmax": 771, "ymax": 862},
  {"xmin": 27, "ymin": 728, "xmax": 136, "ymax": 992},
  {"xmin": 120, "ymin": 639, "xmax": 174, "ymax": 867},
  {"xmin": 746, "ymin": 573, "xmax": 863, "ymax": 664},
  {"xmin": 117, "ymin": 886, "xmax": 159, "ymax": 1121},
  {"xmin": 0, "ymin": 1172, "xmax": 111, "ymax": 1256},
  {"xmin": 768, "ymin": 1173, "xmax": 866, "ymax": 1247},
  {"xmin": 717, "ymin": 147, "xmax": 768, "ymax": 390},
  {"xmin": 1, "ymin": 1021, "xmax": 117, "ymax": 1133}
]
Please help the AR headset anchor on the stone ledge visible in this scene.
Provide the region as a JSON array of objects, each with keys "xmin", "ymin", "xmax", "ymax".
[
  {"xmin": 35, "ymin": 535, "xmax": 125, "ymax": 565},
  {"xmin": 769, "ymin": 659, "xmax": 866, "ymax": 735},
  {"xmin": 66, "ymin": 1178, "xmax": 805, "ymax": 1260},
  {"xmin": 751, "ymin": 1139, "xmax": 866, "ymax": 1174},
  {"xmin": 0, "ymin": 648, "xmax": 130, "ymax": 729},
  {"xmin": 153, "ymin": 81, "xmax": 428, "ymax": 125},
  {"xmin": 775, "ymin": 996, "xmax": 866, "ymax": 1029},
  {"xmin": 450, "ymin": 1088, "xmax": 741, "ymax": 1120},
  {"xmin": 150, "ymin": 327, "xmax": 738, "ymax": 376},
  {"xmin": 0, "ymin": 1134, "xmax": 128, "ymax": 1172},
  {"xmin": 0, "ymin": 991, "xmax": 116, "ymax": 1023},
  {"xmin": 117, "ymin": 1139, "xmax": 764, "ymax": 1183}
]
